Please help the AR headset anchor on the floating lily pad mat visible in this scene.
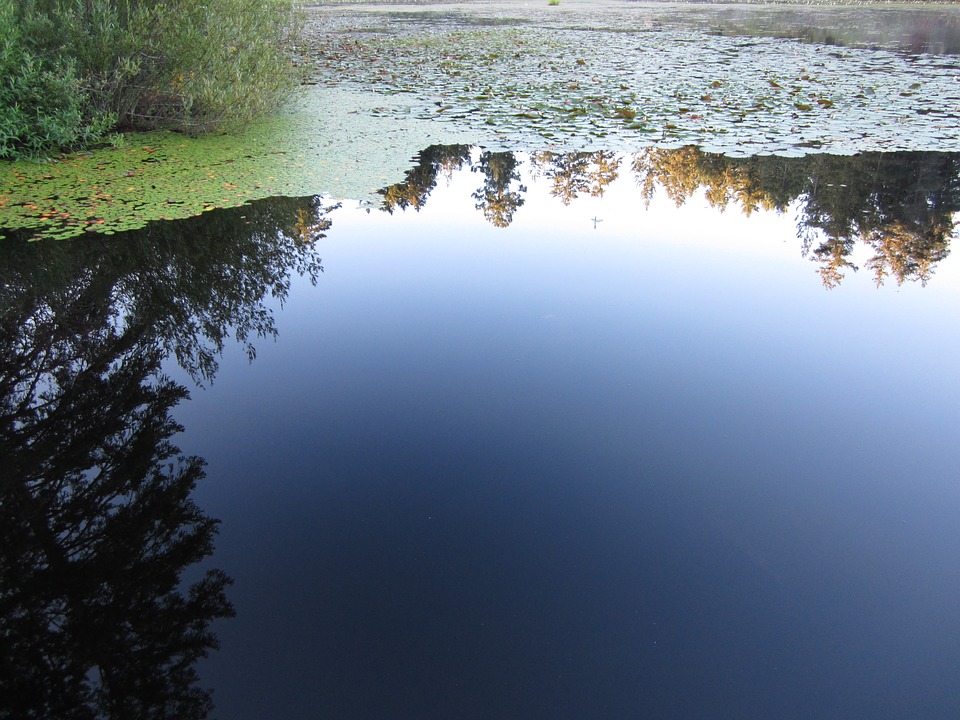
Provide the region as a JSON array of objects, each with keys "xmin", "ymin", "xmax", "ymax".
[{"xmin": 305, "ymin": 0, "xmax": 960, "ymax": 155}]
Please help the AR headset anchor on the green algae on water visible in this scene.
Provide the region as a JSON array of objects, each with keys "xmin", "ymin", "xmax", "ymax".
[
  {"xmin": 0, "ymin": 116, "xmax": 324, "ymax": 241},
  {"xmin": 0, "ymin": 86, "xmax": 476, "ymax": 241}
]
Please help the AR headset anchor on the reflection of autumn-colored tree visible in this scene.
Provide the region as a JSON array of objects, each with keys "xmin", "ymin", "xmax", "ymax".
[
  {"xmin": 531, "ymin": 151, "xmax": 588, "ymax": 205},
  {"xmin": 808, "ymin": 236, "xmax": 857, "ymax": 290},
  {"xmin": 633, "ymin": 147, "xmax": 960, "ymax": 287},
  {"xmin": 294, "ymin": 206, "xmax": 334, "ymax": 245},
  {"xmin": 381, "ymin": 146, "xmax": 626, "ymax": 225},
  {"xmin": 380, "ymin": 145, "xmax": 473, "ymax": 214},
  {"xmin": 588, "ymin": 150, "xmax": 621, "ymax": 198},
  {"xmin": 471, "ymin": 151, "xmax": 526, "ymax": 228},
  {"xmin": 531, "ymin": 150, "xmax": 621, "ymax": 205},
  {"xmin": 866, "ymin": 220, "xmax": 950, "ymax": 287},
  {"xmin": 632, "ymin": 147, "xmax": 800, "ymax": 215}
]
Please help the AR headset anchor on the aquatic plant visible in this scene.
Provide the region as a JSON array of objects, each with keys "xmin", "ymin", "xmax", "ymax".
[{"xmin": 307, "ymin": 4, "xmax": 960, "ymax": 156}]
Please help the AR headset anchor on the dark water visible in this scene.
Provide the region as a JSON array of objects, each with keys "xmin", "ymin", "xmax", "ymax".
[{"xmin": 3, "ymin": 148, "xmax": 960, "ymax": 720}]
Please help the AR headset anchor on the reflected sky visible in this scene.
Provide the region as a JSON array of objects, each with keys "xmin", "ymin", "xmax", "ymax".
[{"xmin": 159, "ymin": 150, "xmax": 960, "ymax": 719}]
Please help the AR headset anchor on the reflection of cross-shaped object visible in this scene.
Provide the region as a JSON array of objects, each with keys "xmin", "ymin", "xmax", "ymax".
[{"xmin": 591, "ymin": 216, "xmax": 603, "ymax": 229}]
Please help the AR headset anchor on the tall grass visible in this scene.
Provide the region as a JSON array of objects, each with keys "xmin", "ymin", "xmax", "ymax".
[{"xmin": 1, "ymin": 0, "xmax": 303, "ymax": 158}]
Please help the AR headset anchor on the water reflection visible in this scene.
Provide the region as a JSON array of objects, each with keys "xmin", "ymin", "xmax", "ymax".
[
  {"xmin": 381, "ymin": 144, "xmax": 473, "ymax": 214},
  {"xmin": 380, "ymin": 146, "xmax": 960, "ymax": 288},
  {"xmin": 0, "ymin": 197, "xmax": 331, "ymax": 718},
  {"xmin": 531, "ymin": 150, "xmax": 621, "ymax": 205},
  {"xmin": 635, "ymin": 149, "xmax": 959, "ymax": 289},
  {"xmin": 694, "ymin": 5, "xmax": 960, "ymax": 55},
  {"xmin": 473, "ymin": 151, "xmax": 527, "ymax": 228}
]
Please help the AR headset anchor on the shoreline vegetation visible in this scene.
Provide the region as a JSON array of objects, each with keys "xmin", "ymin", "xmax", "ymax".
[{"xmin": 0, "ymin": 0, "xmax": 303, "ymax": 159}]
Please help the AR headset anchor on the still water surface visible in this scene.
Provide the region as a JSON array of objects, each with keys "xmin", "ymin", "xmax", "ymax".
[{"xmin": 3, "ymin": 148, "xmax": 960, "ymax": 719}]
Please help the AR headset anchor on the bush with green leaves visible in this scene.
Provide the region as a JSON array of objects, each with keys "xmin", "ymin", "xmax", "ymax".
[
  {"xmin": 0, "ymin": 4, "xmax": 113, "ymax": 158},
  {"xmin": 1, "ymin": 0, "xmax": 303, "ymax": 158}
]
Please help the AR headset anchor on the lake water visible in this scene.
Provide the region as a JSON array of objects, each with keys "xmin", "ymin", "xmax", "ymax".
[{"xmin": 3, "ymin": 146, "xmax": 960, "ymax": 719}]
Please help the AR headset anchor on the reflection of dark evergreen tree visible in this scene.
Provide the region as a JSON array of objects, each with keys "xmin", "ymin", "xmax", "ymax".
[
  {"xmin": 632, "ymin": 148, "xmax": 960, "ymax": 288},
  {"xmin": 471, "ymin": 151, "xmax": 527, "ymax": 228},
  {"xmin": 531, "ymin": 150, "xmax": 621, "ymax": 206},
  {"xmin": 0, "ymin": 196, "xmax": 331, "ymax": 718},
  {"xmin": 0, "ymin": 314, "xmax": 231, "ymax": 719},
  {"xmin": 379, "ymin": 146, "xmax": 625, "ymax": 225},
  {"xmin": 379, "ymin": 145, "xmax": 473, "ymax": 214}
]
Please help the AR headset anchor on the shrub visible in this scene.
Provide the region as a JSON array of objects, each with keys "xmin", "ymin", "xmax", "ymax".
[
  {"xmin": 0, "ymin": 4, "xmax": 113, "ymax": 158},
  {"xmin": 1, "ymin": 0, "xmax": 303, "ymax": 158},
  {"xmin": 149, "ymin": 0, "xmax": 305, "ymax": 133}
]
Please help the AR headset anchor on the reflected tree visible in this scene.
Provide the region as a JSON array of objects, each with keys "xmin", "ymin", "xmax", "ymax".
[
  {"xmin": 379, "ymin": 146, "xmax": 626, "ymax": 227},
  {"xmin": 531, "ymin": 150, "xmax": 621, "ymax": 206},
  {"xmin": 632, "ymin": 147, "xmax": 960, "ymax": 287},
  {"xmin": 379, "ymin": 145, "xmax": 473, "ymax": 214},
  {"xmin": 632, "ymin": 146, "xmax": 799, "ymax": 215},
  {"xmin": 471, "ymin": 151, "xmax": 527, "ymax": 228},
  {"xmin": 0, "ymin": 196, "xmax": 332, "ymax": 718},
  {"xmin": 373, "ymin": 143, "xmax": 960, "ymax": 286},
  {"xmin": 865, "ymin": 219, "xmax": 951, "ymax": 287},
  {"xmin": 0, "ymin": 317, "xmax": 231, "ymax": 719},
  {"xmin": 0, "ymin": 196, "xmax": 331, "ymax": 383},
  {"xmin": 797, "ymin": 153, "xmax": 957, "ymax": 287},
  {"xmin": 586, "ymin": 150, "xmax": 621, "ymax": 199},
  {"xmin": 807, "ymin": 236, "xmax": 858, "ymax": 290}
]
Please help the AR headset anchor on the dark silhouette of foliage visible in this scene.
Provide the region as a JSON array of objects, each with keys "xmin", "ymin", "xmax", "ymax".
[
  {"xmin": 0, "ymin": 195, "xmax": 332, "ymax": 718},
  {"xmin": 380, "ymin": 145, "xmax": 473, "ymax": 215},
  {"xmin": 0, "ymin": 196, "xmax": 330, "ymax": 383},
  {"xmin": 0, "ymin": 262, "xmax": 231, "ymax": 719}
]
